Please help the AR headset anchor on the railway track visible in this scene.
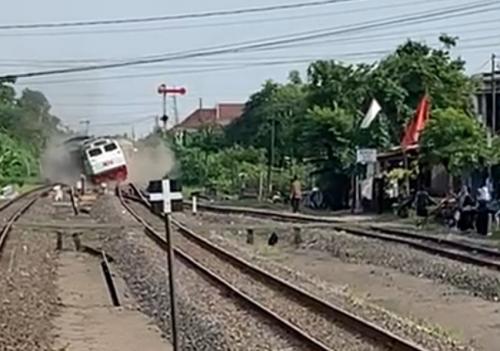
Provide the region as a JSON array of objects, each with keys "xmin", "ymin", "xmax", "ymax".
[
  {"xmin": 0, "ymin": 185, "xmax": 53, "ymax": 254},
  {"xmin": 118, "ymin": 184, "xmax": 430, "ymax": 351},
  {"xmin": 187, "ymin": 201, "xmax": 500, "ymax": 271}
]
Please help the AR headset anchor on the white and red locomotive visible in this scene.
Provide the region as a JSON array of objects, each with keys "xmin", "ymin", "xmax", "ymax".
[
  {"xmin": 64, "ymin": 136, "xmax": 130, "ymax": 184},
  {"xmin": 82, "ymin": 138, "xmax": 128, "ymax": 184}
]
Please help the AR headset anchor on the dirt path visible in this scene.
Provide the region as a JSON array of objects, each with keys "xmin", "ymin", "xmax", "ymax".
[
  {"xmin": 52, "ymin": 251, "xmax": 171, "ymax": 351},
  {"xmin": 280, "ymin": 250, "xmax": 500, "ymax": 351}
]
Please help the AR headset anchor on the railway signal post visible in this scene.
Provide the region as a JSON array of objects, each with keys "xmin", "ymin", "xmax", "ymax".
[
  {"xmin": 157, "ymin": 84, "xmax": 187, "ymax": 129},
  {"xmin": 148, "ymin": 178, "xmax": 183, "ymax": 351}
]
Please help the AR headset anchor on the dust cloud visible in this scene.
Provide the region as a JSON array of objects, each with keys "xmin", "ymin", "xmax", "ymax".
[
  {"xmin": 40, "ymin": 136, "xmax": 82, "ymax": 184},
  {"xmin": 122, "ymin": 138, "xmax": 175, "ymax": 186},
  {"xmin": 40, "ymin": 135, "xmax": 175, "ymax": 186}
]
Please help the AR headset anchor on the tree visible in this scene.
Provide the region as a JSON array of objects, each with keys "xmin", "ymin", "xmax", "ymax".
[
  {"xmin": 420, "ymin": 108, "xmax": 493, "ymax": 177},
  {"xmin": 301, "ymin": 107, "xmax": 355, "ymax": 170},
  {"xmin": 0, "ymin": 131, "xmax": 37, "ymax": 186},
  {"xmin": 0, "ymin": 83, "xmax": 64, "ymax": 185},
  {"xmin": 226, "ymin": 77, "xmax": 307, "ymax": 164},
  {"xmin": 307, "ymin": 60, "xmax": 373, "ymax": 112},
  {"xmin": 373, "ymin": 36, "xmax": 476, "ymax": 142}
]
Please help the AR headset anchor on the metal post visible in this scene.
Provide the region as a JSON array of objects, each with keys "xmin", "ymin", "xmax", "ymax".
[
  {"xmin": 164, "ymin": 213, "xmax": 180, "ymax": 350},
  {"xmin": 56, "ymin": 232, "xmax": 63, "ymax": 251},
  {"xmin": 173, "ymin": 95, "xmax": 179, "ymax": 126},
  {"xmin": 258, "ymin": 171, "xmax": 264, "ymax": 202},
  {"xmin": 492, "ymin": 53, "xmax": 497, "ymax": 136},
  {"xmin": 355, "ymin": 174, "xmax": 362, "ymax": 213},
  {"xmin": 293, "ymin": 227, "xmax": 302, "ymax": 247},
  {"xmin": 80, "ymin": 175, "xmax": 86, "ymax": 195},
  {"xmin": 72, "ymin": 233, "xmax": 81, "ymax": 251},
  {"xmin": 192, "ymin": 196, "xmax": 197, "ymax": 215},
  {"xmin": 267, "ymin": 118, "xmax": 276, "ymax": 196},
  {"xmin": 246, "ymin": 228, "xmax": 254, "ymax": 245},
  {"xmin": 489, "ymin": 54, "xmax": 496, "ymax": 182},
  {"xmin": 162, "ymin": 93, "xmax": 168, "ymax": 129}
]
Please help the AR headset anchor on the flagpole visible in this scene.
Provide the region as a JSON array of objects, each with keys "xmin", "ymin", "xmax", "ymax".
[{"xmin": 357, "ymin": 98, "xmax": 382, "ymax": 213}]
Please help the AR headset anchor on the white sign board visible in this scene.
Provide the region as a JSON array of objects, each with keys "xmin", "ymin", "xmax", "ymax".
[
  {"xmin": 149, "ymin": 179, "xmax": 183, "ymax": 214},
  {"xmin": 356, "ymin": 148, "xmax": 377, "ymax": 164}
]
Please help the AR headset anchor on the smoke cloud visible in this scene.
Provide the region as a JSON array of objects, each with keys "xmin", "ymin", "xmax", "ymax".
[
  {"xmin": 40, "ymin": 136, "xmax": 81, "ymax": 184},
  {"xmin": 40, "ymin": 135, "xmax": 175, "ymax": 186},
  {"xmin": 121, "ymin": 137, "xmax": 175, "ymax": 186}
]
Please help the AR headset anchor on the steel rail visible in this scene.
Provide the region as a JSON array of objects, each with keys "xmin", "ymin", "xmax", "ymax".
[
  {"xmin": 0, "ymin": 184, "xmax": 53, "ymax": 212},
  {"xmin": 0, "ymin": 186, "xmax": 52, "ymax": 254},
  {"xmin": 188, "ymin": 201, "xmax": 500, "ymax": 271},
  {"xmin": 121, "ymin": 184, "xmax": 429, "ymax": 351},
  {"xmin": 118, "ymin": 186, "xmax": 333, "ymax": 351}
]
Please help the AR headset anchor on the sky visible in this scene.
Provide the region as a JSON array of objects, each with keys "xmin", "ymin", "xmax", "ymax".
[{"xmin": 0, "ymin": 0, "xmax": 499, "ymax": 138}]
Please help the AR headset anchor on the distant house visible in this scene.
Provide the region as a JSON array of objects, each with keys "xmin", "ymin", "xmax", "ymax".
[
  {"xmin": 175, "ymin": 103, "xmax": 244, "ymax": 132},
  {"xmin": 472, "ymin": 71, "xmax": 500, "ymax": 131}
]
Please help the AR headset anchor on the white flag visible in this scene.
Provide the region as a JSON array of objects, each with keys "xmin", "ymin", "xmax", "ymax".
[{"xmin": 360, "ymin": 99, "xmax": 382, "ymax": 129}]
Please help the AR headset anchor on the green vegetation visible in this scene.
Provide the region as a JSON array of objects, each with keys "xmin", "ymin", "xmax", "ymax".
[
  {"xmin": 420, "ymin": 108, "xmax": 496, "ymax": 177},
  {"xmin": 0, "ymin": 81, "xmax": 63, "ymax": 186},
  {"xmin": 165, "ymin": 36, "xmax": 493, "ymax": 207}
]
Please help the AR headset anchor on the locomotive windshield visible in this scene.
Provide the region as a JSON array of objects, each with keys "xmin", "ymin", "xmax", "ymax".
[
  {"xmin": 88, "ymin": 148, "xmax": 102, "ymax": 157},
  {"xmin": 104, "ymin": 143, "xmax": 118, "ymax": 152}
]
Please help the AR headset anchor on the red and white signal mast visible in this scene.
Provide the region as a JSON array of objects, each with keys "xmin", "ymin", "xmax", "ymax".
[{"xmin": 157, "ymin": 84, "xmax": 187, "ymax": 129}]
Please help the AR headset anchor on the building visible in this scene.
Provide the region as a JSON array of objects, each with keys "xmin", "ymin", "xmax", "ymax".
[
  {"xmin": 175, "ymin": 103, "xmax": 245, "ymax": 132},
  {"xmin": 473, "ymin": 71, "xmax": 500, "ymax": 131}
]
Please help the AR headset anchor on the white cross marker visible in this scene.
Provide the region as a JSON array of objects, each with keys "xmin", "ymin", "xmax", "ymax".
[{"xmin": 149, "ymin": 179, "xmax": 183, "ymax": 214}]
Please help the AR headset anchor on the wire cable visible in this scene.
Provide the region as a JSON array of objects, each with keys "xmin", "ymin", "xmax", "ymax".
[
  {"xmin": 0, "ymin": 0, "xmax": 455, "ymax": 37},
  {"xmin": 0, "ymin": 0, "xmax": 356, "ymax": 30},
  {"xmin": 19, "ymin": 40, "xmax": 500, "ymax": 86},
  {"xmin": 2, "ymin": 16, "xmax": 498, "ymax": 69},
  {"xmin": 2, "ymin": 0, "xmax": 495, "ymax": 81}
]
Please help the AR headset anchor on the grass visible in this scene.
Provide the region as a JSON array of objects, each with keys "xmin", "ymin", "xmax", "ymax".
[{"xmin": 16, "ymin": 183, "xmax": 41, "ymax": 194}]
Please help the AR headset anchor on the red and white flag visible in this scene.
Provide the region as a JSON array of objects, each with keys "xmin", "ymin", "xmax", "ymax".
[{"xmin": 401, "ymin": 95, "xmax": 431, "ymax": 148}]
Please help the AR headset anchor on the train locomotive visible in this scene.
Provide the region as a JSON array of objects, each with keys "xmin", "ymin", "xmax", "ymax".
[{"xmin": 63, "ymin": 135, "xmax": 129, "ymax": 184}]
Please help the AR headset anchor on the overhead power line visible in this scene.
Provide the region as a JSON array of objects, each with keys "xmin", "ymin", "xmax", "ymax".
[
  {"xmin": 0, "ymin": 0, "xmax": 354, "ymax": 30},
  {"xmin": 19, "ymin": 40, "xmax": 500, "ymax": 86},
  {"xmin": 1, "ymin": 0, "xmax": 496, "ymax": 81},
  {"xmin": 0, "ymin": 0, "xmax": 492, "ymax": 67},
  {"xmin": 2, "ymin": 16, "xmax": 498, "ymax": 68},
  {"xmin": 85, "ymin": 115, "xmax": 156, "ymax": 127},
  {"xmin": 0, "ymin": 0, "xmax": 455, "ymax": 37}
]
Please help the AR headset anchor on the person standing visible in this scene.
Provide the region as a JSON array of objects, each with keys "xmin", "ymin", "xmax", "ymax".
[
  {"xmin": 414, "ymin": 185, "xmax": 436, "ymax": 228},
  {"xmin": 457, "ymin": 186, "xmax": 475, "ymax": 232},
  {"xmin": 290, "ymin": 176, "xmax": 302, "ymax": 213},
  {"xmin": 476, "ymin": 183, "xmax": 492, "ymax": 236}
]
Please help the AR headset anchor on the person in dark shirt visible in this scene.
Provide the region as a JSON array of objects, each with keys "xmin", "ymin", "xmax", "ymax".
[
  {"xmin": 290, "ymin": 176, "xmax": 302, "ymax": 213},
  {"xmin": 476, "ymin": 183, "xmax": 492, "ymax": 236},
  {"xmin": 457, "ymin": 186, "xmax": 475, "ymax": 232},
  {"xmin": 414, "ymin": 186, "xmax": 436, "ymax": 228}
]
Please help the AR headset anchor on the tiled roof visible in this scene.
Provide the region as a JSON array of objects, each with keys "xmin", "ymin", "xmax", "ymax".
[
  {"xmin": 216, "ymin": 103, "xmax": 245, "ymax": 126},
  {"xmin": 177, "ymin": 103, "xmax": 244, "ymax": 130}
]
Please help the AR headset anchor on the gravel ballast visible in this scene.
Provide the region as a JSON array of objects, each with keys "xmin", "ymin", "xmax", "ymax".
[
  {"xmin": 117, "ymin": 199, "xmax": 471, "ymax": 351},
  {"xmin": 172, "ymin": 211, "xmax": 475, "ymax": 351},
  {"xmin": 93, "ymin": 195, "xmax": 305, "ymax": 351},
  {"xmin": 0, "ymin": 197, "xmax": 58, "ymax": 350},
  {"xmin": 180, "ymin": 211, "xmax": 500, "ymax": 302},
  {"xmin": 300, "ymin": 229, "xmax": 500, "ymax": 301}
]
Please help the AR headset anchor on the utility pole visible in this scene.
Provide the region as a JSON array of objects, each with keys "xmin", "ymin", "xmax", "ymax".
[
  {"xmin": 267, "ymin": 117, "xmax": 276, "ymax": 196},
  {"xmin": 172, "ymin": 95, "xmax": 179, "ymax": 126},
  {"xmin": 488, "ymin": 54, "xmax": 497, "ymax": 182},
  {"xmin": 79, "ymin": 120, "xmax": 90, "ymax": 136},
  {"xmin": 492, "ymin": 53, "xmax": 497, "ymax": 138}
]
